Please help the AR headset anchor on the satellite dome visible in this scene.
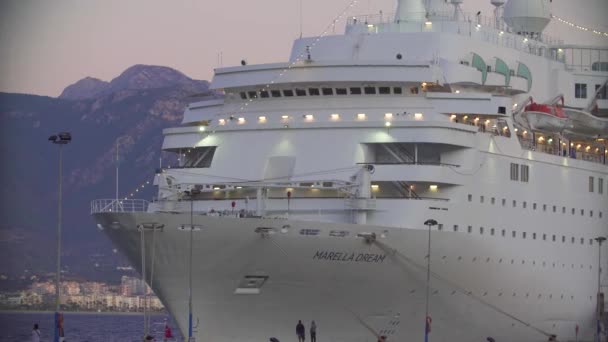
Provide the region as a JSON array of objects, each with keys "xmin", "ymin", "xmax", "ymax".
[
  {"xmin": 503, "ymin": 0, "xmax": 551, "ymax": 34},
  {"xmin": 490, "ymin": 0, "xmax": 505, "ymax": 7}
]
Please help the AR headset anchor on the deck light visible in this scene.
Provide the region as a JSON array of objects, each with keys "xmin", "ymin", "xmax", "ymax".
[
  {"xmin": 238, "ymin": 117, "xmax": 245, "ymax": 123},
  {"xmin": 548, "ymin": 138, "xmax": 553, "ymax": 143},
  {"xmin": 485, "ymin": 119, "xmax": 490, "ymax": 124},
  {"xmin": 429, "ymin": 185, "xmax": 438, "ymax": 191},
  {"xmin": 414, "ymin": 113, "xmax": 423, "ymax": 120},
  {"xmin": 331, "ymin": 113, "xmax": 340, "ymax": 120},
  {"xmin": 236, "ymin": 186, "xmax": 243, "ymax": 189},
  {"xmin": 476, "ymin": 24, "xmax": 481, "ymax": 28},
  {"xmin": 576, "ymin": 144, "xmax": 581, "ymax": 149},
  {"xmin": 199, "ymin": 126, "xmax": 206, "ymax": 132},
  {"xmin": 474, "ymin": 117, "xmax": 480, "ymax": 122},
  {"xmin": 450, "ymin": 114, "xmax": 456, "ymax": 120},
  {"xmin": 523, "ymin": 38, "xmax": 528, "ymax": 43},
  {"xmin": 371, "ymin": 184, "xmax": 379, "ymax": 190},
  {"xmin": 385, "ymin": 121, "xmax": 392, "ymax": 127},
  {"xmin": 455, "ymin": 90, "xmax": 460, "ymax": 93},
  {"xmin": 499, "ymin": 31, "xmax": 504, "ymax": 35},
  {"xmin": 281, "ymin": 115, "xmax": 289, "ymax": 119},
  {"xmin": 538, "ymin": 136, "xmax": 545, "ymax": 143},
  {"xmin": 463, "ymin": 115, "xmax": 468, "ymax": 120},
  {"xmin": 514, "ymin": 128, "xmax": 518, "ymax": 132},
  {"xmin": 219, "ymin": 119, "xmax": 226, "ymax": 125},
  {"xmin": 586, "ymin": 146, "xmax": 591, "ymax": 151},
  {"xmin": 367, "ymin": 24, "xmax": 374, "ymax": 28},
  {"xmin": 258, "ymin": 116, "xmax": 267, "ymax": 122},
  {"xmin": 421, "ymin": 82, "xmax": 427, "ymax": 87},
  {"xmin": 384, "ymin": 113, "xmax": 393, "ymax": 119},
  {"xmin": 304, "ymin": 114, "xmax": 314, "ymax": 120},
  {"xmin": 357, "ymin": 113, "xmax": 367, "ymax": 120},
  {"xmin": 425, "ymin": 20, "xmax": 432, "ymax": 26},
  {"xmin": 213, "ymin": 186, "xmax": 220, "ymax": 190},
  {"xmin": 523, "ymin": 130, "xmax": 528, "ymax": 135}
]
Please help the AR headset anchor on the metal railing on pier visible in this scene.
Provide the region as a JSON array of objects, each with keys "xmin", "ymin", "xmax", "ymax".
[{"xmin": 91, "ymin": 199, "xmax": 149, "ymax": 214}]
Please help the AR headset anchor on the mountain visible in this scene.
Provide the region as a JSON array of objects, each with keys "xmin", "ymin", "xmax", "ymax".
[
  {"xmin": 0, "ymin": 65, "xmax": 215, "ymax": 289},
  {"xmin": 59, "ymin": 77, "xmax": 109, "ymax": 100}
]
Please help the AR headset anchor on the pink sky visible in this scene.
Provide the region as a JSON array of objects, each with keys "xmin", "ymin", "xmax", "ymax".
[{"xmin": 0, "ymin": 0, "xmax": 606, "ymax": 97}]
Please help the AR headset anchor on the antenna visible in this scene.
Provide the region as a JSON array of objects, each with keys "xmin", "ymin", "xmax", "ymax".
[{"xmin": 299, "ymin": 0, "xmax": 303, "ymax": 38}]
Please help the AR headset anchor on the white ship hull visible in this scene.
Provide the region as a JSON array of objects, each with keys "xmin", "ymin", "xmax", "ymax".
[{"xmin": 94, "ymin": 209, "xmax": 598, "ymax": 342}]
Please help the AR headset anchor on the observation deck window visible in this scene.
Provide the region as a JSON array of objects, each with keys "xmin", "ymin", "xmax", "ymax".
[
  {"xmin": 308, "ymin": 88, "xmax": 320, "ymax": 96},
  {"xmin": 283, "ymin": 89, "xmax": 294, "ymax": 97},
  {"xmin": 322, "ymin": 88, "xmax": 334, "ymax": 96},
  {"xmin": 271, "ymin": 90, "xmax": 282, "ymax": 98},
  {"xmin": 295, "ymin": 88, "xmax": 307, "ymax": 96},
  {"xmin": 350, "ymin": 87, "xmax": 362, "ymax": 95},
  {"xmin": 239, "ymin": 92, "xmax": 247, "ymax": 100},
  {"xmin": 393, "ymin": 87, "xmax": 402, "ymax": 94},
  {"xmin": 259, "ymin": 90, "xmax": 269, "ymax": 98},
  {"xmin": 364, "ymin": 86, "xmax": 377, "ymax": 95},
  {"xmin": 378, "ymin": 86, "xmax": 390, "ymax": 94},
  {"xmin": 575, "ymin": 83, "xmax": 587, "ymax": 99},
  {"xmin": 336, "ymin": 88, "xmax": 347, "ymax": 95},
  {"xmin": 247, "ymin": 91, "xmax": 258, "ymax": 99}
]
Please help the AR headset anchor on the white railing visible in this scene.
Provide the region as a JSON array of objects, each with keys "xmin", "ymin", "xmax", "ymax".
[{"xmin": 91, "ymin": 199, "xmax": 149, "ymax": 214}]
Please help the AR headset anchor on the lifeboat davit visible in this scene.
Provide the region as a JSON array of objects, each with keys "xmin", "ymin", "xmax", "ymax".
[{"xmin": 523, "ymin": 100, "xmax": 571, "ymax": 133}]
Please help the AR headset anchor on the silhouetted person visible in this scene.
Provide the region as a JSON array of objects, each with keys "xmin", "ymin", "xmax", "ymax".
[
  {"xmin": 296, "ymin": 320, "xmax": 305, "ymax": 342},
  {"xmin": 310, "ymin": 321, "xmax": 317, "ymax": 342},
  {"xmin": 32, "ymin": 324, "xmax": 41, "ymax": 342}
]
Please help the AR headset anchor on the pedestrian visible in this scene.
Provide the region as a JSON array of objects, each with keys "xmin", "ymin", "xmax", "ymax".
[
  {"xmin": 296, "ymin": 320, "xmax": 305, "ymax": 342},
  {"xmin": 310, "ymin": 321, "xmax": 317, "ymax": 342},
  {"xmin": 164, "ymin": 323, "xmax": 173, "ymax": 341},
  {"xmin": 377, "ymin": 335, "xmax": 387, "ymax": 342},
  {"xmin": 32, "ymin": 324, "xmax": 41, "ymax": 342}
]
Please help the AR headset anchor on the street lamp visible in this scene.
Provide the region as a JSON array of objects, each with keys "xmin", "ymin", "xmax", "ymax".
[
  {"xmin": 184, "ymin": 188, "xmax": 201, "ymax": 342},
  {"xmin": 48, "ymin": 132, "xmax": 72, "ymax": 342},
  {"xmin": 423, "ymin": 219, "xmax": 438, "ymax": 342},
  {"xmin": 595, "ymin": 236, "xmax": 606, "ymax": 342}
]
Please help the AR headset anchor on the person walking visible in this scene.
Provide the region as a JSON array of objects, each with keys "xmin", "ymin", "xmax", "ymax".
[
  {"xmin": 296, "ymin": 320, "xmax": 305, "ymax": 342},
  {"xmin": 310, "ymin": 321, "xmax": 317, "ymax": 342},
  {"xmin": 32, "ymin": 324, "xmax": 41, "ymax": 342},
  {"xmin": 164, "ymin": 323, "xmax": 173, "ymax": 341}
]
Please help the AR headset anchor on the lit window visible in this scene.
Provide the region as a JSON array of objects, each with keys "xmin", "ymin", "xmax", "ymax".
[
  {"xmin": 357, "ymin": 113, "xmax": 367, "ymax": 120},
  {"xmin": 219, "ymin": 119, "xmax": 226, "ymax": 125},
  {"xmin": 414, "ymin": 113, "xmax": 423, "ymax": 120},
  {"xmin": 384, "ymin": 113, "xmax": 393, "ymax": 119},
  {"xmin": 429, "ymin": 185, "xmax": 438, "ymax": 191},
  {"xmin": 258, "ymin": 116, "xmax": 267, "ymax": 122},
  {"xmin": 281, "ymin": 115, "xmax": 289, "ymax": 120},
  {"xmin": 330, "ymin": 113, "xmax": 340, "ymax": 120},
  {"xmin": 237, "ymin": 117, "xmax": 245, "ymax": 124},
  {"xmin": 304, "ymin": 114, "xmax": 314, "ymax": 121}
]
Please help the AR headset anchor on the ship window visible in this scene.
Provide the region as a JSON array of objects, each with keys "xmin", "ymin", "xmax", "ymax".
[
  {"xmin": 393, "ymin": 87, "xmax": 403, "ymax": 94},
  {"xmin": 533, "ymin": 203, "xmax": 537, "ymax": 210},
  {"xmin": 322, "ymin": 88, "xmax": 334, "ymax": 96},
  {"xmin": 283, "ymin": 89, "xmax": 294, "ymax": 97},
  {"xmin": 552, "ymin": 235, "xmax": 556, "ymax": 242},
  {"xmin": 240, "ymin": 92, "xmax": 247, "ymax": 99},
  {"xmin": 575, "ymin": 83, "xmax": 587, "ymax": 99},
  {"xmin": 502, "ymin": 198, "xmax": 506, "ymax": 206},
  {"xmin": 522, "ymin": 232, "xmax": 526, "ymax": 239},
  {"xmin": 600, "ymin": 212, "xmax": 603, "ymax": 218},
  {"xmin": 490, "ymin": 228, "xmax": 495, "ymax": 236},
  {"xmin": 581, "ymin": 238, "xmax": 585, "ymax": 245},
  {"xmin": 491, "ymin": 197, "xmax": 495, "ymax": 205},
  {"xmin": 520, "ymin": 165, "xmax": 529, "ymax": 182},
  {"xmin": 248, "ymin": 91, "xmax": 258, "ymax": 99},
  {"xmin": 467, "ymin": 225, "xmax": 472, "ymax": 233},
  {"xmin": 552, "ymin": 205, "xmax": 556, "ymax": 212},
  {"xmin": 513, "ymin": 200, "xmax": 516, "ymax": 207},
  {"xmin": 512, "ymin": 231, "xmax": 516, "ymax": 238},
  {"xmin": 480, "ymin": 195, "xmax": 484, "ymax": 203},
  {"xmin": 599, "ymin": 178, "xmax": 604, "ymax": 194},
  {"xmin": 364, "ymin": 86, "xmax": 377, "ymax": 94},
  {"xmin": 590, "ymin": 239, "xmax": 594, "ymax": 245},
  {"xmin": 438, "ymin": 224, "xmax": 444, "ymax": 231},
  {"xmin": 533, "ymin": 233, "xmax": 536, "ymax": 240},
  {"xmin": 350, "ymin": 87, "xmax": 362, "ymax": 95},
  {"xmin": 543, "ymin": 234, "xmax": 546, "ymax": 241},
  {"xmin": 590, "ymin": 210, "xmax": 593, "ymax": 217},
  {"xmin": 480, "ymin": 227, "xmax": 484, "ymax": 234},
  {"xmin": 259, "ymin": 90, "xmax": 269, "ymax": 98},
  {"xmin": 379, "ymin": 86, "xmax": 391, "ymax": 94},
  {"xmin": 597, "ymin": 84, "xmax": 608, "ymax": 99},
  {"xmin": 295, "ymin": 88, "xmax": 307, "ymax": 96},
  {"xmin": 468, "ymin": 194, "xmax": 472, "ymax": 202},
  {"xmin": 581, "ymin": 209, "xmax": 584, "ymax": 216},
  {"xmin": 572, "ymin": 208, "xmax": 575, "ymax": 215},
  {"xmin": 308, "ymin": 88, "xmax": 320, "ymax": 96},
  {"xmin": 181, "ymin": 146, "xmax": 218, "ymax": 168},
  {"xmin": 453, "ymin": 225, "xmax": 459, "ymax": 232},
  {"xmin": 562, "ymin": 236, "xmax": 566, "ymax": 243},
  {"xmin": 510, "ymin": 163, "xmax": 519, "ymax": 181},
  {"xmin": 410, "ymin": 87, "xmax": 419, "ymax": 94},
  {"xmin": 335, "ymin": 88, "xmax": 347, "ymax": 95},
  {"xmin": 523, "ymin": 201, "xmax": 527, "ymax": 209},
  {"xmin": 543, "ymin": 204, "xmax": 547, "ymax": 211},
  {"xmin": 589, "ymin": 176, "xmax": 594, "ymax": 192},
  {"xmin": 501, "ymin": 229, "xmax": 505, "ymax": 237},
  {"xmin": 562, "ymin": 206, "xmax": 566, "ymax": 214},
  {"xmin": 571, "ymin": 237, "xmax": 575, "ymax": 244},
  {"xmin": 271, "ymin": 90, "xmax": 282, "ymax": 97}
]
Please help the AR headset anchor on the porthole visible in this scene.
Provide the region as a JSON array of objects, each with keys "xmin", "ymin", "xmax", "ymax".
[
  {"xmin": 480, "ymin": 195, "xmax": 484, "ymax": 203},
  {"xmin": 502, "ymin": 198, "xmax": 506, "ymax": 206},
  {"xmin": 533, "ymin": 233, "xmax": 536, "ymax": 240},
  {"xmin": 512, "ymin": 231, "xmax": 517, "ymax": 238},
  {"xmin": 491, "ymin": 197, "xmax": 495, "ymax": 205},
  {"xmin": 543, "ymin": 204, "xmax": 547, "ymax": 211},
  {"xmin": 523, "ymin": 201, "xmax": 527, "ymax": 209},
  {"xmin": 490, "ymin": 228, "xmax": 495, "ymax": 236},
  {"xmin": 453, "ymin": 225, "xmax": 459, "ymax": 232},
  {"xmin": 468, "ymin": 226, "xmax": 472, "ymax": 233},
  {"xmin": 513, "ymin": 200, "xmax": 517, "ymax": 207},
  {"xmin": 543, "ymin": 234, "xmax": 546, "ymax": 241},
  {"xmin": 533, "ymin": 203, "xmax": 537, "ymax": 210},
  {"xmin": 468, "ymin": 194, "xmax": 472, "ymax": 202},
  {"xmin": 480, "ymin": 227, "xmax": 484, "ymax": 234},
  {"xmin": 552, "ymin": 205, "xmax": 556, "ymax": 212}
]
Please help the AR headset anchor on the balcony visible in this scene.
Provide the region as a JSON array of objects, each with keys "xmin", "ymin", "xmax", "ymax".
[{"xmin": 91, "ymin": 199, "xmax": 149, "ymax": 214}]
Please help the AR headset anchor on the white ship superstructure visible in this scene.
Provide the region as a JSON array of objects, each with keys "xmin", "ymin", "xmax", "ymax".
[{"xmin": 92, "ymin": 0, "xmax": 608, "ymax": 341}]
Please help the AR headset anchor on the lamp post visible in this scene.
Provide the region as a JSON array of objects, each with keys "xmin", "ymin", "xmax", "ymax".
[
  {"xmin": 48, "ymin": 132, "xmax": 72, "ymax": 342},
  {"xmin": 184, "ymin": 188, "xmax": 201, "ymax": 342},
  {"xmin": 423, "ymin": 219, "xmax": 438, "ymax": 342},
  {"xmin": 595, "ymin": 236, "xmax": 606, "ymax": 342}
]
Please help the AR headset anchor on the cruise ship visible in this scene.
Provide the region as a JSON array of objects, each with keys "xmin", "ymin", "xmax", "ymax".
[{"xmin": 91, "ymin": 0, "xmax": 608, "ymax": 341}]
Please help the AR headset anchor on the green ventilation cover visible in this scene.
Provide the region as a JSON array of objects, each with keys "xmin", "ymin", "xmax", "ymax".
[
  {"xmin": 471, "ymin": 53, "xmax": 487, "ymax": 85},
  {"xmin": 494, "ymin": 57, "xmax": 510, "ymax": 86},
  {"xmin": 516, "ymin": 62, "xmax": 532, "ymax": 91}
]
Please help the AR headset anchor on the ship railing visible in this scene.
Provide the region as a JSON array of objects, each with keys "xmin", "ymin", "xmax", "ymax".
[
  {"xmin": 359, "ymin": 161, "xmax": 460, "ymax": 168},
  {"xmin": 347, "ymin": 11, "xmax": 564, "ymax": 59},
  {"xmin": 91, "ymin": 199, "xmax": 149, "ymax": 214}
]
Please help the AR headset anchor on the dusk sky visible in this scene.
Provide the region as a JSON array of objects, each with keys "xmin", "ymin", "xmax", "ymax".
[{"xmin": 0, "ymin": 0, "xmax": 606, "ymax": 97}]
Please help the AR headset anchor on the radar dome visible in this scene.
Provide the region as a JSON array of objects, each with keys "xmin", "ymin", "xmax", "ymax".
[{"xmin": 503, "ymin": 0, "xmax": 551, "ymax": 34}]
